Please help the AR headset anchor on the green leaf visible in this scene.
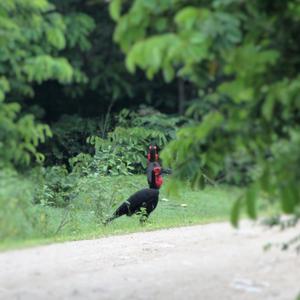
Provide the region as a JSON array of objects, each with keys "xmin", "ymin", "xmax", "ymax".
[
  {"xmin": 246, "ymin": 185, "xmax": 258, "ymax": 219},
  {"xmin": 231, "ymin": 196, "xmax": 242, "ymax": 227},
  {"xmin": 262, "ymin": 95, "xmax": 275, "ymax": 121},
  {"xmin": 46, "ymin": 27, "xmax": 66, "ymax": 50},
  {"xmin": 163, "ymin": 64, "xmax": 175, "ymax": 82},
  {"xmin": 280, "ymin": 187, "xmax": 296, "ymax": 214},
  {"xmin": 155, "ymin": 18, "xmax": 168, "ymax": 32},
  {"xmin": 175, "ymin": 7, "xmax": 210, "ymax": 30},
  {"xmin": 109, "ymin": 0, "xmax": 122, "ymax": 21},
  {"xmin": 194, "ymin": 112, "xmax": 224, "ymax": 140},
  {"xmin": 219, "ymin": 80, "xmax": 254, "ymax": 103}
]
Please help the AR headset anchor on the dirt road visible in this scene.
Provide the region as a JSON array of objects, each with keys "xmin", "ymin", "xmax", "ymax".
[{"xmin": 0, "ymin": 221, "xmax": 299, "ymax": 300}]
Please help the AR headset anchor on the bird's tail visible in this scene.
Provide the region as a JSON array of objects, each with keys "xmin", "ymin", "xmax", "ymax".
[
  {"xmin": 103, "ymin": 215, "xmax": 116, "ymax": 226},
  {"xmin": 103, "ymin": 202, "xmax": 129, "ymax": 225}
]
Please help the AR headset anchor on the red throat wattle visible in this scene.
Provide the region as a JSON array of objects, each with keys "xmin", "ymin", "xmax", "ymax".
[
  {"xmin": 155, "ymin": 175, "xmax": 163, "ymax": 188},
  {"xmin": 153, "ymin": 166, "xmax": 163, "ymax": 188}
]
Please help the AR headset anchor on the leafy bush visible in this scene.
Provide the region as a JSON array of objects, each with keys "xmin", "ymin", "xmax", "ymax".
[
  {"xmin": 116, "ymin": 106, "xmax": 189, "ymax": 141},
  {"xmin": 87, "ymin": 126, "xmax": 168, "ymax": 175},
  {"xmin": 220, "ymin": 151, "xmax": 255, "ymax": 186},
  {"xmin": 0, "ymin": 0, "xmax": 87, "ymax": 169},
  {"xmin": 69, "ymin": 153, "xmax": 93, "ymax": 176},
  {"xmin": 33, "ymin": 166, "xmax": 79, "ymax": 207},
  {"xmin": 0, "ymin": 167, "xmax": 126, "ymax": 242},
  {"xmin": 40, "ymin": 108, "xmax": 187, "ymax": 177},
  {"xmin": 70, "ymin": 174, "xmax": 121, "ymax": 222},
  {"xmin": 110, "ymin": 0, "xmax": 300, "ymax": 224},
  {"xmin": 0, "ymin": 169, "xmax": 50, "ymax": 241},
  {"xmin": 186, "ymin": 95, "xmax": 255, "ymax": 186},
  {"xmin": 41, "ymin": 115, "xmax": 111, "ymax": 165},
  {"xmin": 0, "ymin": 99, "xmax": 52, "ymax": 169},
  {"xmin": 71, "ymin": 107, "xmax": 188, "ymax": 177}
]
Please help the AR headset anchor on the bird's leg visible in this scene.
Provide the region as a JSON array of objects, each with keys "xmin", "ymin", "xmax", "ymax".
[
  {"xmin": 139, "ymin": 215, "xmax": 148, "ymax": 225},
  {"xmin": 138, "ymin": 207, "xmax": 149, "ymax": 225}
]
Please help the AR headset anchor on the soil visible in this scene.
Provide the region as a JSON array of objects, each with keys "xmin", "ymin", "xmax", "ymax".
[{"xmin": 0, "ymin": 221, "xmax": 299, "ymax": 300}]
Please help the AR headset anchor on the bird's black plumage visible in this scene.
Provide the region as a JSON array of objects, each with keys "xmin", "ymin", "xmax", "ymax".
[
  {"xmin": 105, "ymin": 188, "xmax": 159, "ymax": 223},
  {"xmin": 104, "ymin": 144, "xmax": 163, "ymax": 224}
]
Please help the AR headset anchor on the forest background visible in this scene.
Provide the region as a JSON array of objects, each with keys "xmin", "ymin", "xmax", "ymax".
[{"xmin": 1, "ymin": 0, "xmax": 299, "ymax": 249}]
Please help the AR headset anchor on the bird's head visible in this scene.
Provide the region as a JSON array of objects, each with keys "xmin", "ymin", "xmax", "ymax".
[{"xmin": 147, "ymin": 144, "xmax": 159, "ymax": 163}]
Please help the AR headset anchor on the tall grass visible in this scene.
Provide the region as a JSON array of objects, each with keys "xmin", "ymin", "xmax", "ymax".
[{"xmin": 0, "ymin": 172, "xmax": 243, "ymax": 251}]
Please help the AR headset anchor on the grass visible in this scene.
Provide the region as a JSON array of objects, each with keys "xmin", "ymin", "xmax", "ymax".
[
  {"xmin": 98, "ymin": 176, "xmax": 242, "ymax": 233},
  {"xmin": 0, "ymin": 174, "xmax": 244, "ymax": 252}
]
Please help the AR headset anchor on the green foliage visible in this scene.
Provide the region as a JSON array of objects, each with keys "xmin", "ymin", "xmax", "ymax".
[
  {"xmin": 33, "ymin": 165, "xmax": 117, "ymax": 220},
  {"xmin": 42, "ymin": 108, "xmax": 185, "ymax": 176},
  {"xmin": 111, "ymin": 0, "xmax": 241, "ymax": 82},
  {"xmin": 45, "ymin": 0, "xmax": 181, "ymax": 116},
  {"xmin": 0, "ymin": 99, "xmax": 52, "ymax": 168},
  {"xmin": 23, "ymin": 56, "xmax": 73, "ymax": 84},
  {"xmin": 0, "ymin": 167, "xmax": 121, "ymax": 242},
  {"xmin": 0, "ymin": 172, "xmax": 241, "ymax": 247},
  {"xmin": 0, "ymin": 0, "xmax": 95, "ymax": 169},
  {"xmin": 34, "ymin": 166, "xmax": 78, "ymax": 207},
  {"xmin": 109, "ymin": 0, "xmax": 122, "ymax": 21},
  {"xmin": 88, "ymin": 125, "xmax": 168, "ymax": 175},
  {"xmin": 111, "ymin": 0, "xmax": 300, "ymax": 225},
  {"xmin": 70, "ymin": 174, "xmax": 119, "ymax": 222},
  {"xmin": 222, "ymin": 151, "xmax": 255, "ymax": 186},
  {"xmin": 58, "ymin": 108, "xmax": 186, "ymax": 177},
  {"xmin": 0, "ymin": 169, "xmax": 49, "ymax": 241},
  {"xmin": 0, "ymin": 0, "xmax": 75, "ymax": 97},
  {"xmin": 69, "ymin": 153, "xmax": 93, "ymax": 177},
  {"xmin": 64, "ymin": 13, "xmax": 95, "ymax": 51},
  {"xmin": 116, "ymin": 107, "xmax": 189, "ymax": 140},
  {"xmin": 42, "ymin": 115, "xmax": 110, "ymax": 165}
]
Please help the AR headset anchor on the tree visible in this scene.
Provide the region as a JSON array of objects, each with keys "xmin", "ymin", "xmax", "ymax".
[
  {"xmin": 0, "ymin": 0, "xmax": 93, "ymax": 168},
  {"xmin": 109, "ymin": 0, "xmax": 300, "ymax": 224},
  {"xmin": 27, "ymin": 0, "xmax": 184, "ymax": 122}
]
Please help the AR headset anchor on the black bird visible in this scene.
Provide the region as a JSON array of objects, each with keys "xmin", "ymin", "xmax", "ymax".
[
  {"xmin": 146, "ymin": 144, "xmax": 161, "ymax": 188},
  {"xmin": 146, "ymin": 144, "xmax": 171, "ymax": 187},
  {"xmin": 147, "ymin": 144, "xmax": 159, "ymax": 163},
  {"xmin": 105, "ymin": 166, "xmax": 163, "ymax": 224}
]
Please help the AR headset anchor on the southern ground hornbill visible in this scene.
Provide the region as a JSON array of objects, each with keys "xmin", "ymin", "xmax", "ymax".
[
  {"xmin": 104, "ymin": 165, "xmax": 163, "ymax": 224},
  {"xmin": 146, "ymin": 144, "xmax": 172, "ymax": 187},
  {"xmin": 146, "ymin": 144, "xmax": 161, "ymax": 189}
]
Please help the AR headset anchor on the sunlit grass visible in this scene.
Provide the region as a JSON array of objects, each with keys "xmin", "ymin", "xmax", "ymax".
[{"xmin": 0, "ymin": 175, "xmax": 243, "ymax": 251}]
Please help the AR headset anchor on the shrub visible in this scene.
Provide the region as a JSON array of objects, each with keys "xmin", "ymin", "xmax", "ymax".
[
  {"xmin": 41, "ymin": 115, "xmax": 111, "ymax": 166},
  {"xmin": 87, "ymin": 126, "xmax": 168, "ymax": 175},
  {"xmin": 116, "ymin": 106, "xmax": 189, "ymax": 141},
  {"xmin": 71, "ymin": 174, "xmax": 119, "ymax": 223},
  {"xmin": 0, "ymin": 99, "xmax": 52, "ymax": 169},
  {"xmin": 0, "ymin": 168, "xmax": 119, "ymax": 241},
  {"xmin": 220, "ymin": 151, "xmax": 255, "ymax": 186},
  {"xmin": 68, "ymin": 106, "xmax": 189, "ymax": 177},
  {"xmin": 33, "ymin": 166, "xmax": 79, "ymax": 207},
  {"xmin": 0, "ymin": 169, "xmax": 50, "ymax": 241}
]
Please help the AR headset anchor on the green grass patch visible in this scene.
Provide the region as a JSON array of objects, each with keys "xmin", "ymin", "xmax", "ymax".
[{"xmin": 0, "ymin": 174, "xmax": 245, "ymax": 251}]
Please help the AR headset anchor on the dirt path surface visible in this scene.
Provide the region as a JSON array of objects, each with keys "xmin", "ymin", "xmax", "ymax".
[{"xmin": 0, "ymin": 221, "xmax": 299, "ymax": 300}]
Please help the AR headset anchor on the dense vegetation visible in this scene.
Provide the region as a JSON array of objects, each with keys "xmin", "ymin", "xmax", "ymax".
[
  {"xmin": 0, "ymin": 0, "xmax": 299, "ymax": 249},
  {"xmin": 110, "ymin": 0, "xmax": 300, "ymax": 225}
]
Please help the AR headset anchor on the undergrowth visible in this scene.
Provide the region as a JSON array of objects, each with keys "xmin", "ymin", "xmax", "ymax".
[{"xmin": 0, "ymin": 173, "xmax": 249, "ymax": 251}]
